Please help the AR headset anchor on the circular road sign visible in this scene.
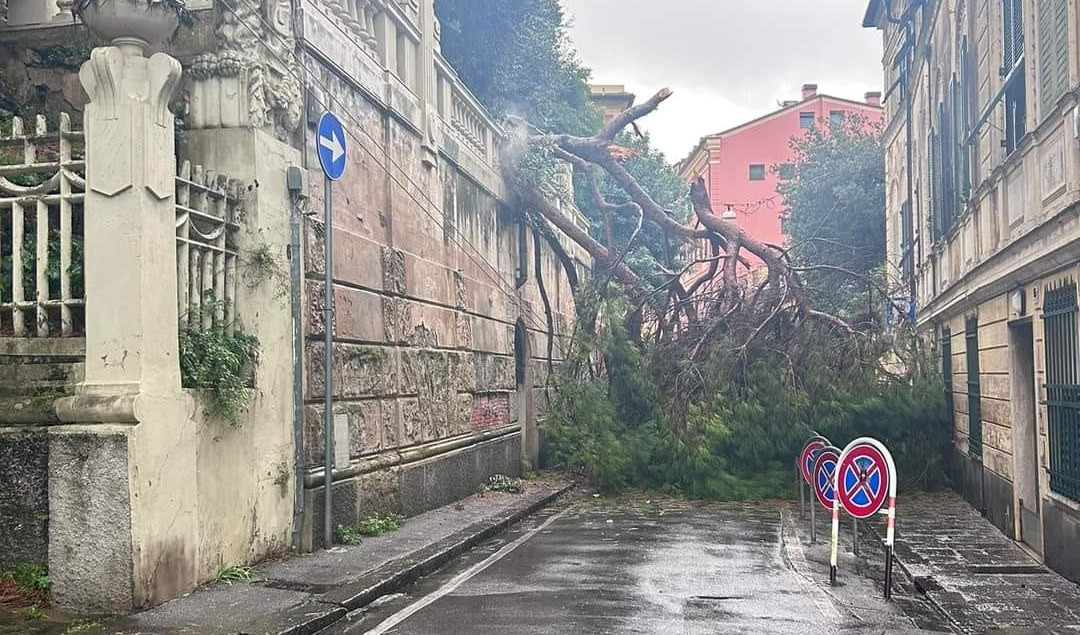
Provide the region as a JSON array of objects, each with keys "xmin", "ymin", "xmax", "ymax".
[
  {"xmin": 812, "ymin": 445, "xmax": 841, "ymax": 511},
  {"xmin": 836, "ymin": 443, "xmax": 891, "ymax": 519},
  {"xmin": 799, "ymin": 436, "xmax": 829, "ymax": 484},
  {"xmin": 317, "ymin": 111, "xmax": 348, "ymax": 181}
]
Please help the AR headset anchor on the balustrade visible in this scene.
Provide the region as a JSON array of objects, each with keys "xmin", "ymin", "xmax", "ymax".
[
  {"xmin": 175, "ymin": 160, "xmax": 245, "ymax": 335},
  {"xmin": 0, "ymin": 113, "xmax": 85, "ymax": 337}
]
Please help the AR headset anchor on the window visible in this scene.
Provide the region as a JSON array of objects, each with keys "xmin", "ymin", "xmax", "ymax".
[
  {"xmin": 799, "ymin": 112, "xmax": 815, "ymax": 129},
  {"xmin": 777, "ymin": 163, "xmax": 795, "ymax": 180},
  {"xmin": 965, "ymin": 315, "xmax": 982, "ymax": 458},
  {"xmin": 1003, "ymin": 0, "xmax": 1027, "ymax": 154},
  {"xmin": 930, "ymin": 70, "xmax": 972, "ymax": 243},
  {"xmin": 829, "ymin": 110, "xmax": 845, "ymax": 126},
  {"xmin": 1037, "ymin": 0, "xmax": 1070, "ymax": 117},
  {"xmin": 900, "ymin": 201, "xmax": 914, "ymax": 284},
  {"xmin": 942, "ymin": 327, "xmax": 955, "ymax": 429},
  {"xmin": 749, "ymin": 164, "xmax": 766, "ymax": 181},
  {"xmin": 1043, "ymin": 280, "xmax": 1080, "ymax": 501}
]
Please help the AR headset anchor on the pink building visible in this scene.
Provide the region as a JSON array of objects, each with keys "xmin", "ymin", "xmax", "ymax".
[{"xmin": 678, "ymin": 84, "xmax": 883, "ymax": 266}]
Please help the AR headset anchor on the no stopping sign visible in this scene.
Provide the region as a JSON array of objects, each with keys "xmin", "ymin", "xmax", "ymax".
[
  {"xmin": 812, "ymin": 446, "xmax": 841, "ymax": 510},
  {"xmin": 835, "ymin": 443, "xmax": 891, "ymax": 519}
]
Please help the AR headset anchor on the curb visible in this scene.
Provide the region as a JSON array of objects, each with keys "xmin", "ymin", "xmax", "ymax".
[{"xmin": 277, "ymin": 482, "xmax": 575, "ymax": 635}]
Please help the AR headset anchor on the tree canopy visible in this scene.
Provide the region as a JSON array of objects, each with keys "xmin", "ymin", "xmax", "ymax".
[
  {"xmin": 435, "ymin": 0, "xmax": 599, "ymax": 136},
  {"xmin": 777, "ymin": 116, "xmax": 886, "ymax": 320}
]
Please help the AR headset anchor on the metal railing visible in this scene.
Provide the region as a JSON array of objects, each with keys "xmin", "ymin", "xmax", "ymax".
[
  {"xmin": 0, "ymin": 113, "xmax": 85, "ymax": 337},
  {"xmin": 175, "ymin": 160, "xmax": 245, "ymax": 334},
  {"xmin": 1044, "ymin": 279, "xmax": 1080, "ymax": 501}
]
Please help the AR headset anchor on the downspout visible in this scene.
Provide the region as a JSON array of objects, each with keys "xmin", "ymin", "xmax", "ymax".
[
  {"xmin": 515, "ymin": 215, "xmax": 529, "ymax": 289},
  {"xmin": 290, "ymin": 0, "xmax": 309, "ymax": 551},
  {"xmin": 288, "ymin": 176, "xmax": 306, "ymax": 551},
  {"xmin": 903, "ymin": 18, "xmax": 916, "ymax": 299}
]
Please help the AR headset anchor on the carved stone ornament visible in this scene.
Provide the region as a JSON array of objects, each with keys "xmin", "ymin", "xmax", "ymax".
[
  {"xmin": 185, "ymin": 0, "xmax": 302, "ymax": 139},
  {"xmin": 80, "ymin": 45, "xmax": 182, "ymax": 198},
  {"xmin": 74, "ymin": 0, "xmax": 181, "ymax": 55}
]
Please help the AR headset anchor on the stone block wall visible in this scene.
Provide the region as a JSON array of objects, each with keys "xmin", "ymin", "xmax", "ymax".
[{"xmin": 297, "ymin": 53, "xmax": 580, "ymax": 546}]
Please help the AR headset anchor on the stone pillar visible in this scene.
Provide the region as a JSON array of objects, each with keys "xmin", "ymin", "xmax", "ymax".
[
  {"xmin": 418, "ymin": 0, "xmax": 440, "ymax": 167},
  {"xmin": 51, "ymin": 7, "xmax": 197, "ymax": 612}
]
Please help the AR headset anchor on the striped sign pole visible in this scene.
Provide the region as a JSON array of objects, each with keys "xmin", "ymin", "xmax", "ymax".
[
  {"xmin": 831, "ymin": 437, "xmax": 897, "ymax": 597},
  {"xmin": 799, "ymin": 436, "xmax": 829, "ymax": 539}
]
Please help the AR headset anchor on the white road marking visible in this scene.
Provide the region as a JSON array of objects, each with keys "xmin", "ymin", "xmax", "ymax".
[
  {"xmin": 364, "ymin": 506, "xmax": 572, "ymax": 634},
  {"xmin": 779, "ymin": 508, "xmax": 843, "ymax": 620}
]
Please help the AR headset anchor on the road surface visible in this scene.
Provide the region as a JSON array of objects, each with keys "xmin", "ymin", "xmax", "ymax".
[{"xmin": 320, "ymin": 497, "xmax": 942, "ymax": 634}]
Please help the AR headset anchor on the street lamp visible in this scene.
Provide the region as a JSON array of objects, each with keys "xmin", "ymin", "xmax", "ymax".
[{"xmin": 722, "ymin": 204, "xmax": 737, "ymax": 220}]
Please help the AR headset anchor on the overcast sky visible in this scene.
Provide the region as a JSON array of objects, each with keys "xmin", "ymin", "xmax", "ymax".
[{"xmin": 560, "ymin": 0, "xmax": 885, "ymax": 162}]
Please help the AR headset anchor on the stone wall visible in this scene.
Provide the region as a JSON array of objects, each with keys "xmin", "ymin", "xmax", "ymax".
[
  {"xmin": 292, "ymin": 1, "xmax": 583, "ymax": 546},
  {"xmin": 296, "ymin": 83, "xmax": 579, "ymax": 546},
  {"xmin": 0, "ymin": 430, "xmax": 48, "ymax": 570}
]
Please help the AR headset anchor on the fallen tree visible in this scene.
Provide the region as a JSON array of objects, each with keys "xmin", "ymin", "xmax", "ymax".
[{"xmin": 501, "ymin": 89, "xmax": 951, "ymax": 498}]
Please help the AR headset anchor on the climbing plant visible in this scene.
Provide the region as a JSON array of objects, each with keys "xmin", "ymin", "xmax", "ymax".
[{"xmin": 178, "ymin": 298, "xmax": 259, "ymax": 427}]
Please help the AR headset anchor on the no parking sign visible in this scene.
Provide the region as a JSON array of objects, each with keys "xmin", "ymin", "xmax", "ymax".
[
  {"xmin": 799, "ymin": 436, "xmax": 829, "ymax": 484},
  {"xmin": 836, "ymin": 443, "xmax": 892, "ymax": 520},
  {"xmin": 830, "ymin": 437, "xmax": 898, "ymax": 599},
  {"xmin": 811, "ymin": 446, "xmax": 841, "ymax": 510}
]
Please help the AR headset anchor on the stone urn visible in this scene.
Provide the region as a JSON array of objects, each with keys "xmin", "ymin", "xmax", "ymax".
[{"xmin": 74, "ymin": 0, "xmax": 182, "ymax": 54}]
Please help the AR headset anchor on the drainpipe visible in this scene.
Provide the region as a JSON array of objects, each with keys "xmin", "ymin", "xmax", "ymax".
[
  {"xmin": 903, "ymin": 18, "xmax": 916, "ymax": 299},
  {"xmin": 289, "ymin": 0, "xmax": 310, "ymax": 550},
  {"xmin": 287, "ymin": 169, "xmax": 307, "ymax": 551}
]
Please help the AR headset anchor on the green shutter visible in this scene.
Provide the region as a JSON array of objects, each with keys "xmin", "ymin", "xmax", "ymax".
[
  {"xmin": 1005, "ymin": 0, "xmax": 1026, "ymax": 71},
  {"xmin": 966, "ymin": 315, "xmax": 983, "ymax": 458},
  {"xmin": 1038, "ymin": 0, "xmax": 1070, "ymax": 117}
]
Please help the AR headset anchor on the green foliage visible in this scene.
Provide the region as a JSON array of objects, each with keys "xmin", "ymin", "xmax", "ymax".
[
  {"xmin": 0, "ymin": 217, "xmax": 85, "ymax": 306},
  {"xmin": 9, "ymin": 562, "xmax": 49, "ymax": 595},
  {"xmin": 179, "ymin": 321, "xmax": 258, "ymax": 427},
  {"xmin": 435, "ymin": 0, "xmax": 600, "ymax": 136},
  {"xmin": 335, "ymin": 512, "xmax": 404, "ymax": 543},
  {"xmin": 65, "ymin": 619, "xmax": 102, "ymax": 633},
  {"xmin": 355, "ymin": 512, "xmax": 404, "ymax": 537},
  {"xmin": 777, "ymin": 115, "xmax": 886, "ymax": 319},
  {"xmin": 543, "ymin": 290, "xmax": 952, "ymax": 499},
  {"xmin": 242, "ymin": 243, "xmax": 289, "ymax": 303},
  {"xmin": 334, "ymin": 524, "xmax": 364, "ymax": 546},
  {"xmin": 16, "ymin": 604, "xmax": 44, "ymax": 621},
  {"xmin": 482, "ymin": 474, "xmax": 526, "ymax": 494},
  {"xmin": 215, "ymin": 564, "xmax": 254, "ymax": 584},
  {"xmin": 27, "ymin": 44, "xmax": 92, "ymax": 70}
]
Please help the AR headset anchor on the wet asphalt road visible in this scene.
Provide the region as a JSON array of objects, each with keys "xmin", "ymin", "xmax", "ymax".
[{"xmin": 322, "ymin": 497, "xmax": 940, "ymax": 635}]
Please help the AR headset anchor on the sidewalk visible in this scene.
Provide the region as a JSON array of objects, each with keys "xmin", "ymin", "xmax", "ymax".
[
  {"xmin": 97, "ymin": 478, "xmax": 572, "ymax": 635},
  {"xmin": 884, "ymin": 492, "xmax": 1080, "ymax": 634}
]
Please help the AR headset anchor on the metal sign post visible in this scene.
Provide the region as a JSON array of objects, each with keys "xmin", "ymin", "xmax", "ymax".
[
  {"xmin": 799, "ymin": 436, "xmax": 828, "ymax": 541},
  {"xmin": 798, "ymin": 467, "xmax": 806, "ymax": 521},
  {"xmin": 316, "ymin": 111, "xmax": 347, "ymax": 549},
  {"xmin": 831, "ymin": 437, "xmax": 897, "ymax": 597}
]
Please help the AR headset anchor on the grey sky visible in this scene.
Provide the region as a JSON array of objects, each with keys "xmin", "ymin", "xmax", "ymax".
[{"xmin": 560, "ymin": 0, "xmax": 885, "ymax": 161}]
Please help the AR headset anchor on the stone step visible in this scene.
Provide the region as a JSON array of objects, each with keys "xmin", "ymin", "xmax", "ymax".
[
  {"xmin": 0, "ymin": 359, "xmax": 84, "ymax": 385},
  {"xmin": 0, "ymin": 340, "xmax": 85, "ymax": 421}
]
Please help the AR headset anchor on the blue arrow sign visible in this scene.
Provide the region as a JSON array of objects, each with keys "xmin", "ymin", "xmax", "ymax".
[{"xmin": 317, "ymin": 112, "xmax": 347, "ymax": 181}]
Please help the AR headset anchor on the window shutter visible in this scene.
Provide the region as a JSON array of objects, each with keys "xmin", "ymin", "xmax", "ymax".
[
  {"xmin": 930, "ymin": 128, "xmax": 942, "ymax": 240},
  {"xmin": 1004, "ymin": 0, "xmax": 1026, "ymax": 71},
  {"xmin": 1038, "ymin": 0, "xmax": 1070, "ymax": 116}
]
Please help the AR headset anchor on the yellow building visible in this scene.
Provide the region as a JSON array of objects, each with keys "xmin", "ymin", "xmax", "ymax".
[
  {"xmin": 865, "ymin": 0, "xmax": 1080, "ymax": 579},
  {"xmin": 589, "ymin": 84, "xmax": 636, "ymax": 124}
]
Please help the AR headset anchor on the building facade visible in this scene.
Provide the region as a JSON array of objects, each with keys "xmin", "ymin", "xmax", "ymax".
[
  {"xmin": 865, "ymin": 0, "xmax": 1080, "ymax": 580},
  {"xmin": 678, "ymin": 85, "xmax": 883, "ymax": 259},
  {"xmin": 589, "ymin": 84, "xmax": 636, "ymax": 125},
  {"xmin": 0, "ymin": 0, "xmax": 586, "ymax": 612}
]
